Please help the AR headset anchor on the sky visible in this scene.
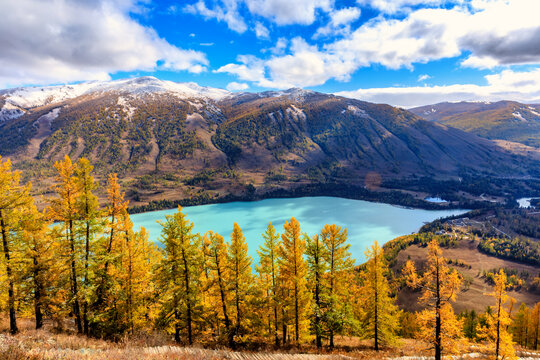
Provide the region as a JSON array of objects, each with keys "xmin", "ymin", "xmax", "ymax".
[{"xmin": 1, "ymin": 0, "xmax": 540, "ymax": 107}]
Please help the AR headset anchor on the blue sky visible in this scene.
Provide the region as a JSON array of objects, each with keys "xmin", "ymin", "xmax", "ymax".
[{"xmin": 1, "ymin": 0, "xmax": 540, "ymax": 107}]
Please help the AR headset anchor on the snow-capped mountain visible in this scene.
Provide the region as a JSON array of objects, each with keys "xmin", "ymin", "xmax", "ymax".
[{"xmin": 0, "ymin": 76, "xmax": 231, "ymax": 121}]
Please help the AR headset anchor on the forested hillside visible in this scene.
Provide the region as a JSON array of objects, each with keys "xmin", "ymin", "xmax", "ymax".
[
  {"xmin": 410, "ymin": 101, "xmax": 540, "ymax": 147},
  {"xmin": 2, "ymin": 78, "xmax": 540, "ymax": 210}
]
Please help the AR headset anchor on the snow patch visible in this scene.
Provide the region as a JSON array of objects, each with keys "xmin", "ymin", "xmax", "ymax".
[
  {"xmin": 286, "ymin": 105, "xmax": 306, "ymax": 122},
  {"xmin": 512, "ymin": 111, "xmax": 527, "ymax": 122},
  {"xmin": 346, "ymin": 105, "xmax": 369, "ymax": 118},
  {"xmin": 0, "ymin": 102, "xmax": 26, "ymax": 121},
  {"xmin": 33, "ymin": 107, "xmax": 60, "ymax": 128}
]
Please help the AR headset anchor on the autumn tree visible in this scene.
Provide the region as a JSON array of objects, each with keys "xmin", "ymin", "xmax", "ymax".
[
  {"xmin": 74, "ymin": 157, "xmax": 101, "ymax": 335},
  {"xmin": 227, "ymin": 222, "xmax": 254, "ymax": 344},
  {"xmin": 320, "ymin": 224, "xmax": 355, "ymax": 348},
  {"xmin": 18, "ymin": 202, "xmax": 54, "ymax": 330},
  {"xmin": 360, "ymin": 241, "xmax": 399, "ymax": 350},
  {"xmin": 477, "ymin": 269, "xmax": 516, "ymax": 360},
  {"xmin": 279, "ymin": 217, "xmax": 309, "ymax": 345},
  {"xmin": 47, "ymin": 155, "xmax": 83, "ymax": 334},
  {"xmin": 204, "ymin": 231, "xmax": 235, "ymax": 345},
  {"xmin": 0, "ymin": 156, "xmax": 32, "ymax": 334},
  {"xmin": 403, "ymin": 239, "xmax": 463, "ymax": 360},
  {"xmin": 119, "ymin": 221, "xmax": 159, "ymax": 334},
  {"xmin": 306, "ymin": 233, "xmax": 326, "ymax": 349},
  {"xmin": 256, "ymin": 222, "xmax": 281, "ymax": 347},
  {"xmin": 531, "ymin": 302, "xmax": 540, "ymax": 350},
  {"xmin": 157, "ymin": 207, "xmax": 202, "ymax": 344}
]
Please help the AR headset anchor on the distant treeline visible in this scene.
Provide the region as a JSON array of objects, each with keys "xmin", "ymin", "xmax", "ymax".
[{"xmin": 128, "ymin": 181, "xmax": 484, "ymax": 214}]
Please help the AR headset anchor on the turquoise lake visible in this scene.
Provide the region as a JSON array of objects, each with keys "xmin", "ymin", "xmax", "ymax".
[{"xmin": 130, "ymin": 196, "xmax": 466, "ymax": 263}]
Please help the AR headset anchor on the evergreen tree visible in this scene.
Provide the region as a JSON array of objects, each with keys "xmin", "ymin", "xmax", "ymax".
[
  {"xmin": 278, "ymin": 217, "xmax": 309, "ymax": 345},
  {"xmin": 512, "ymin": 303, "xmax": 530, "ymax": 347},
  {"xmin": 360, "ymin": 241, "xmax": 399, "ymax": 350},
  {"xmin": 403, "ymin": 240, "xmax": 463, "ymax": 360},
  {"xmin": 320, "ymin": 224, "xmax": 355, "ymax": 348}
]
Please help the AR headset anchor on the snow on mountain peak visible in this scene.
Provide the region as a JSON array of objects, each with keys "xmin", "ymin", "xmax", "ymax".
[{"xmin": 0, "ymin": 77, "xmax": 231, "ymax": 121}]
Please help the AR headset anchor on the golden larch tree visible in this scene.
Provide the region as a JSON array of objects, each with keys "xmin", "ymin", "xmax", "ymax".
[
  {"xmin": 360, "ymin": 241, "xmax": 399, "ymax": 350},
  {"xmin": 477, "ymin": 269, "xmax": 517, "ymax": 360},
  {"xmin": 403, "ymin": 239, "xmax": 463, "ymax": 360},
  {"xmin": 47, "ymin": 155, "xmax": 83, "ymax": 334},
  {"xmin": 256, "ymin": 222, "xmax": 281, "ymax": 347},
  {"xmin": 320, "ymin": 224, "xmax": 355, "ymax": 348},
  {"xmin": 74, "ymin": 157, "xmax": 101, "ymax": 335},
  {"xmin": 157, "ymin": 206, "xmax": 203, "ymax": 344},
  {"xmin": 306, "ymin": 233, "xmax": 326, "ymax": 349},
  {"xmin": 278, "ymin": 217, "xmax": 309, "ymax": 345},
  {"xmin": 227, "ymin": 222, "xmax": 254, "ymax": 344},
  {"xmin": 205, "ymin": 230, "xmax": 234, "ymax": 346}
]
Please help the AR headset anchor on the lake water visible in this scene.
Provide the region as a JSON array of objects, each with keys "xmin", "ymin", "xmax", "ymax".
[{"xmin": 131, "ymin": 196, "xmax": 467, "ymax": 263}]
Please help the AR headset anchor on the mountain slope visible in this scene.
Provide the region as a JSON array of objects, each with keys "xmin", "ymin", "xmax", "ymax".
[
  {"xmin": 410, "ymin": 101, "xmax": 540, "ymax": 147},
  {"xmin": 1, "ymin": 77, "xmax": 540, "ymax": 207}
]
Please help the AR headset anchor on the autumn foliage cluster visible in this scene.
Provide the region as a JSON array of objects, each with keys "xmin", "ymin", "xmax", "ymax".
[{"xmin": 0, "ymin": 155, "xmax": 539, "ymax": 360}]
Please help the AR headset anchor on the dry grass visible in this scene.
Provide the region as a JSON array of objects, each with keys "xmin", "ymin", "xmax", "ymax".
[{"xmin": 1, "ymin": 319, "xmax": 540, "ymax": 360}]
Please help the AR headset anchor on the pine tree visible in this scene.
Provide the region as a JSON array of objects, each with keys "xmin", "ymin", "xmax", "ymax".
[
  {"xmin": 477, "ymin": 269, "xmax": 516, "ymax": 360},
  {"xmin": 320, "ymin": 224, "xmax": 355, "ymax": 348},
  {"xmin": 74, "ymin": 157, "xmax": 101, "ymax": 335},
  {"xmin": 257, "ymin": 222, "xmax": 281, "ymax": 347},
  {"xmin": 403, "ymin": 239, "xmax": 463, "ymax": 360},
  {"xmin": 205, "ymin": 231, "xmax": 233, "ymax": 346},
  {"xmin": 512, "ymin": 303, "xmax": 530, "ymax": 347},
  {"xmin": 278, "ymin": 217, "xmax": 309, "ymax": 345},
  {"xmin": 47, "ymin": 155, "xmax": 84, "ymax": 334},
  {"xmin": 228, "ymin": 222, "xmax": 254, "ymax": 345},
  {"xmin": 157, "ymin": 206, "xmax": 202, "ymax": 344},
  {"xmin": 306, "ymin": 233, "xmax": 326, "ymax": 349},
  {"xmin": 0, "ymin": 156, "xmax": 32, "ymax": 334},
  {"xmin": 361, "ymin": 241, "xmax": 399, "ymax": 350}
]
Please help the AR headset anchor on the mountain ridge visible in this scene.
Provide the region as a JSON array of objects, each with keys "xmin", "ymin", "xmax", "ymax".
[
  {"xmin": 2, "ymin": 77, "xmax": 540, "ymax": 209},
  {"xmin": 410, "ymin": 100, "xmax": 540, "ymax": 147}
]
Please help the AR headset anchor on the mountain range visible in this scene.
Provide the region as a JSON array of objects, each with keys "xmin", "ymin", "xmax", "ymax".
[
  {"xmin": 2, "ymin": 77, "xmax": 539, "ymax": 207},
  {"xmin": 410, "ymin": 101, "xmax": 540, "ymax": 147}
]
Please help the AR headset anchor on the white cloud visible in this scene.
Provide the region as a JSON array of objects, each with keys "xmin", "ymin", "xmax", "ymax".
[
  {"xmin": 226, "ymin": 82, "xmax": 249, "ymax": 91},
  {"xmin": 418, "ymin": 74, "xmax": 431, "ymax": 81},
  {"xmin": 219, "ymin": 0, "xmax": 540, "ymax": 89},
  {"xmin": 0, "ymin": 0, "xmax": 208, "ymax": 88},
  {"xmin": 184, "ymin": 0, "xmax": 247, "ymax": 33},
  {"xmin": 255, "ymin": 22, "xmax": 270, "ymax": 39},
  {"xmin": 314, "ymin": 7, "xmax": 361, "ymax": 38},
  {"xmin": 356, "ymin": 0, "xmax": 449, "ymax": 14},
  {"xmin": 245, "ymin": 0, "xmax": 333, "ymax": 25},
  {"xmin": 335, "ymin": 68, "xmax": 540, "ymax": 108}
]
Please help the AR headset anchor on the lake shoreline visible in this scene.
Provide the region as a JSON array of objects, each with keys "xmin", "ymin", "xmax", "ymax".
[{"xmin": 128, "ymin": 182, "xmax": 487, "ymax": 214}]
